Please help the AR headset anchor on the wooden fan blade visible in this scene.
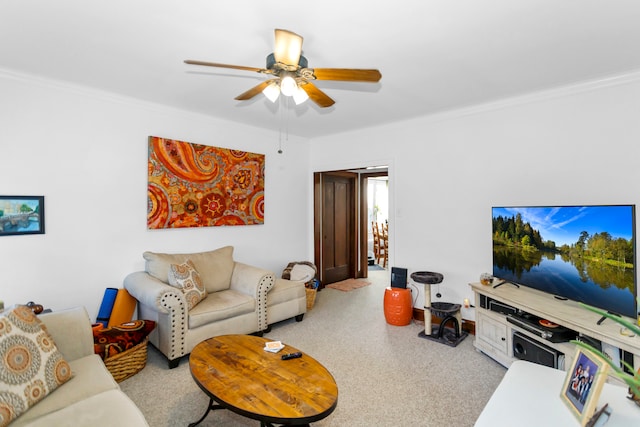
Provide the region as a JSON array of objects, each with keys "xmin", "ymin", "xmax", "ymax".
[
  {"xmin": 184, "ymin": 60, "xmax": 265, "ymax": 73},
  {"xmin": 235, "ymin": 80, "xmax": 274, "ymax": 101},
  {"xmin": 311, "ymin": 68, "xmax": 382, "ymax": 82},
  {"xmin": 273, "ymin": 29, "xmax": 303, "ymax": 66},
  {"xmin": 300, "ymin": 82, "xmax": 335, "ymax": 108}
]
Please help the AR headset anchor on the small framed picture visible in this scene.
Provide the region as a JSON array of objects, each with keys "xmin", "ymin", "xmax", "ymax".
[
  {"xmin": 561, "ymin": 348, "xmax": 610, "ymax": 426},
  {"xmin": 0, "ymin": 196, "xmax": 45, "ymax": 236}
]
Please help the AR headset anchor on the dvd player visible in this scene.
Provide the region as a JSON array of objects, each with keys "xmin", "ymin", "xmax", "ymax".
[
  {"xmin": 479, "ymin": 294, "xmax": 519, "ymax": 316},
  {"xmin": 506, "ymin": 313, "xmax": 576, "ymax": 343}
]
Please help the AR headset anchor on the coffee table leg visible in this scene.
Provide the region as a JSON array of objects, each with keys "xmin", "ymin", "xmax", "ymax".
[{"xmin": 188, "ymin": 397, "xmax": 224, "ymax": 427}]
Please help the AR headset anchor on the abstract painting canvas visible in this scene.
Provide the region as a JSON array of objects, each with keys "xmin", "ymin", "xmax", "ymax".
[{"xmin": 147, "ymin": 136, "xmax": 265, "ymax": 229}]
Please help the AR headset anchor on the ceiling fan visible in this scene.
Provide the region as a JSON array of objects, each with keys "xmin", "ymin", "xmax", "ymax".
[{"xmin": 184, "ymin": 29, "xmax": 382, "ymax": 108}]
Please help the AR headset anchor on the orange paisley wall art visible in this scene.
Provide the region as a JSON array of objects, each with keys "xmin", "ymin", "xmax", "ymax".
[{"xmin": 147, "ymin": 136, "xmax": 265, "ymax": 229}]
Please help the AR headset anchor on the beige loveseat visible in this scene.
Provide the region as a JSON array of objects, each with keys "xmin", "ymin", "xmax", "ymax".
[
  {"xmin": 10, "ymin": 307, "xmax": 148, "ymax": 427},
  {"xmin": 123, "ymin": 246, "xmax": 306, "ymax": 368}
]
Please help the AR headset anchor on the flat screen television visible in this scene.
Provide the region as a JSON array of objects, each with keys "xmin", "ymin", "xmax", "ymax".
[{"xmin": 492, "ymin": 205, "xmax": 637, "ymax": 319}]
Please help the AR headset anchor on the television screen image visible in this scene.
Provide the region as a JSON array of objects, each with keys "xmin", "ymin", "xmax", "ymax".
[{"xmin": 492, "ymin": 205, "xmax": 637, "ymax": 319}]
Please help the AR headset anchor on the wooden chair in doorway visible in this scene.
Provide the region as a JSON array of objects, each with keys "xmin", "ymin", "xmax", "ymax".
[
  {"xmin": 372, "ymin": 221, "xmax": 380, "ymax": 261},
  {"xmin": 372, "ymin": 221, "xmax": 388, "ymax": 268}
]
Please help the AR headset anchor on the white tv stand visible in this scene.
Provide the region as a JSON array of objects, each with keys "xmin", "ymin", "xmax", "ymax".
[{"xmin": 470, "ymin": 281, "xmax": 640, "ymax": 376}]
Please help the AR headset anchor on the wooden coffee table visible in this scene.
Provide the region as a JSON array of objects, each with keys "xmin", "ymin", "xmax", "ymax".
[{"xmin": 188, "ymin": 334, "xmax": 338, "ymax": 426}]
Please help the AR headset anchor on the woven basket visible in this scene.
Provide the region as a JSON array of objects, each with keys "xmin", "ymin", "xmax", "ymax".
[
  {"xmin": 104, "ymin": 337, "xmax": 149, "ymax": 383},
  {"xmin": 305, "ymin": 288, "xmax": 317, "ymax": 310}
]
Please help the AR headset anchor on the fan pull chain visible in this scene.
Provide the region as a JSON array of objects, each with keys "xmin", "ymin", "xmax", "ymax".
[
  {"xmin": 285, "ymin": 96, "xmax": 290, "ymax": 144},
  {"xmin": 278, "ymin": 95, "xmax": 284, "ymax": 153},
  {"xmin": 277, "ymin": 96, "xmax": 290, "ymax": 154}
]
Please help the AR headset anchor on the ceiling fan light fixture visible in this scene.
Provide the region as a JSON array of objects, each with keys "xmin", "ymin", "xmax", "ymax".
[
  {"xmin": 273, "ymin": 29, "xmax": 303, "ymax": 66},
  {"xmin": 280, "ymin": 75, "xmax": 298, "ymax": 97},
  {"xmin": 262, "ymin": 82, "xmax": 280, "ymax": 103},
  {"xmin": 185, "ymin": 29, "xmax": 381, "ymax": 109},
  {"xmin": 292, "ymin": 86, "xmax": 309, "ymax": 105}
]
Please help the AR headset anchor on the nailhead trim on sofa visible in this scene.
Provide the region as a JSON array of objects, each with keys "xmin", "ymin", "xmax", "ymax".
[
  {"xmin": 158, "ymin": 291, "xmax": 186, "ymax": 362},
  {"xmin": 256, "ymin": 274, "xmax": 275, "ymax": 331}
]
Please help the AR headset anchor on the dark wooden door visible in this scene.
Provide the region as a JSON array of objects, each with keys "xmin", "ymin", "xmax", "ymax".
[{"xmin": 314, "ymin": 172, "xmax": 357, "ymax": 285}]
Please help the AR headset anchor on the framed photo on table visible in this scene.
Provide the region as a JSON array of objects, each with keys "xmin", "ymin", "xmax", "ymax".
[
  {"xmin": 560, "ymin": 348, "xmax": 610, "ymax": 426},
  {"xmin": 0, "ymin": 196, "xmax": 45, "ymax": 236}
]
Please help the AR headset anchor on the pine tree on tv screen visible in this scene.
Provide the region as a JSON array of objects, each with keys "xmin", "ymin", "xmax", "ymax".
[{"xmin": 492, "ymin": 205, "xmax": 637, "ymax": 318}]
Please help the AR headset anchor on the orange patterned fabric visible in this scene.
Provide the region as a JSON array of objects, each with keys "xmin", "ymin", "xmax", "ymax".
[
  {"xmin": 147, "ymin": 136, "xmax": 265, "ymax": 229},
  {"xmin": 93, "ymin": 320, "xmax": 156, "ymax": 360}
]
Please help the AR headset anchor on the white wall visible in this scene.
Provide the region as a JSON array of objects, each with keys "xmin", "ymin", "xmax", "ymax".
[
  {"xmin": 0, "ymin": 71, "xmax": 311, "ymax": 318},
  {"xmin": 3, "ymin": 69, "xmax": 639, "ymax": 324},
  {"xmin": 310, "ymin": 73, "xmax": 640, "ymax": 321}
]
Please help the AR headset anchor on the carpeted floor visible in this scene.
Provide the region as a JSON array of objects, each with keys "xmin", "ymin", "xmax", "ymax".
[{"xmin": 119, "ymin": 270, "xmax": 506, "ymax": 426}]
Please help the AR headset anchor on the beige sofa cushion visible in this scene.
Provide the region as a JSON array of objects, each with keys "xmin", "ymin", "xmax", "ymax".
[
  {"xmin": 39, "ymin": 308, "xmax": 94, "ymax": 361},
  {"xmin": 18, "ymin": 389, "xmax": 148, "ymax": 427},
  {"xmin": 268, "ymin": 279, "xmax": 307, "ymax": 306},
  {"xmin": 188, "ymin": 290, "xmax": 256, "ymax": 329},
  {"xmin": 11, "ymin": 354, "xmax": 119, "ymax": 426},
  {"xmin": 143, "ymin": 246, "xmax": 234, "ymax": 293}
]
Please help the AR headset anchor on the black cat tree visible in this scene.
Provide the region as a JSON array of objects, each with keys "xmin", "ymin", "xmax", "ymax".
[{"xmin": 411, "ymin": 271, "xmax": 467, "ymax": 347}]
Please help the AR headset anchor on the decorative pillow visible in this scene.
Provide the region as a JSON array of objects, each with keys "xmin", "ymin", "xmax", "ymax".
[
  {"xmin": 143, "ymin": 246, "xmax": 234, "ymax": 292},
  {"xmin": 93, "ymin": 320, "xmax": 156, "ymax": 360},
  {"xmin": 167, "ymin": 259, "xmax": 207, "ymax": 310},
  {"xmin": 0, "ymin": 305, "xmax": 73, "ymax": 427}
]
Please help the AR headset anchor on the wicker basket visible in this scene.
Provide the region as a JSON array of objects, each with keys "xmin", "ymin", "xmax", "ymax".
[
  {"xmin": 104, "ymin": 337, "xmax": 149, "ymax": 383},
  {"xmin": 305, "ymin": 288, "xmax": 317, "ymax": 310}
]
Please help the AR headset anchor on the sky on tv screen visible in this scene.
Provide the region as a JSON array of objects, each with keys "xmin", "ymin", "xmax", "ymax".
[{"xmin": 492, "ymin": 205, "xmax": 634, "ymax": 247}]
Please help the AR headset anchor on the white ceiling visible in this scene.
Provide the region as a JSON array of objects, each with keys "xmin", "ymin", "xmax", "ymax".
[{"xmin": 2, "ymin": 1, "xmax": 640, "ymax": 138}]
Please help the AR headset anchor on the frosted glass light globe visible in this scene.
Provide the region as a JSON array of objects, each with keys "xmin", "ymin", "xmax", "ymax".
[
  {"xmin": 280, "ymin": 76, "xmax": 297, "ymax": 97},
  {"xmin": 263, "ymin": 83, "xmax": 280, "ymax": 102}
]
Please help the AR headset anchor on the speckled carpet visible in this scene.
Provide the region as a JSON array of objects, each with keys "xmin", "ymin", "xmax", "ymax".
[{"xmin": 120, "ymin": 270, "xmax": 506, "ymax": 426}]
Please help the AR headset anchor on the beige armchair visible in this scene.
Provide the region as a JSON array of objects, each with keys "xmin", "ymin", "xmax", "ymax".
[
  {"xmin": 124, "ymin": 246, "xmax": 306, "ymax": 368},
  {"xmin": 124, "ymin": 246, "xmax": 273, "ymax": 368}
]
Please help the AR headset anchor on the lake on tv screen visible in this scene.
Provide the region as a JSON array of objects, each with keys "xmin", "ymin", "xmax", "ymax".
[
  {"xmin": 493, "ymin": 250, "xmax": 635, "ymax": 318},
  {"xmin": 492, "ymin": 205, "xmax": 636, "ymax": 318}
]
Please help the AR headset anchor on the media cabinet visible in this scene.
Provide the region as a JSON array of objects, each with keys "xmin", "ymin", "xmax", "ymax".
[{"xmin": 470, "ymin": 281, "xmax": 640, "ymax": 380}]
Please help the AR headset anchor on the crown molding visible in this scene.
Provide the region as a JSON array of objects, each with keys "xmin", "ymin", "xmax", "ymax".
[
  {"xmin": 419, "ymin": 69, "xmax": 640, "ymax": 124},
  {"xmin": 3, "ymin": 66, "xmax": 640, "ymax": 135}
]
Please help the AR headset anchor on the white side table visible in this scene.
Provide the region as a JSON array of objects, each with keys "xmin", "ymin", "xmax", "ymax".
[{"xmin": 476, "ymin": 360, "xmax": 640, "ymax": 426}]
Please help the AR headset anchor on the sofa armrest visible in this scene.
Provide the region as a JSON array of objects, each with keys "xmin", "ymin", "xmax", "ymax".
[
  {"xmin": 123, "ymin": 271, "xmax": 188, "ymax": 364},
  {"xmin": 123, "ymin": 271, "xmax": 185, "ymax": 314},
  {"xmin": 39, "ymin": 306, "xmax": 94, "ymax": 362},
  {"xmin": 230, "ymin": 262, "xmax": 275, "ymax": 331}
]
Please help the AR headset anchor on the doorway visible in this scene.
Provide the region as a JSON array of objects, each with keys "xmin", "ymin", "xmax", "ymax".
[
  {"xmin": 313, "ymin": 167, "xmax": 388, "ymax": 286},
  {"xmin": 314, "ymin": 171, "xmax": 357, "ymax": 286},
  {"xmin": 366, "ymin": 174, "xmax": 389, "ymax": 271}
]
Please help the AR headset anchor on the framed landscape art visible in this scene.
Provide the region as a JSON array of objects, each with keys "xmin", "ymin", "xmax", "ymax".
[{"xmin": 0, "ymin": 195, "xmax": 45, "ymax": 236}]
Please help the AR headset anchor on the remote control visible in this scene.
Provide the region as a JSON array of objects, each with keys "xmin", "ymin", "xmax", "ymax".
[{"xmin": 281, "ymin": 352, "xmax": 302, "ymax": 360}]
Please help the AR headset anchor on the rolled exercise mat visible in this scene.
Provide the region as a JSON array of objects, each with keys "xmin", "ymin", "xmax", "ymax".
[
  {"xmin": 108, "ymin": 288, "xmax": 137, "ymax": 327},
  {"xmin": 96, "ymin": 287, "xmax": 118, "ymax": 327}
]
